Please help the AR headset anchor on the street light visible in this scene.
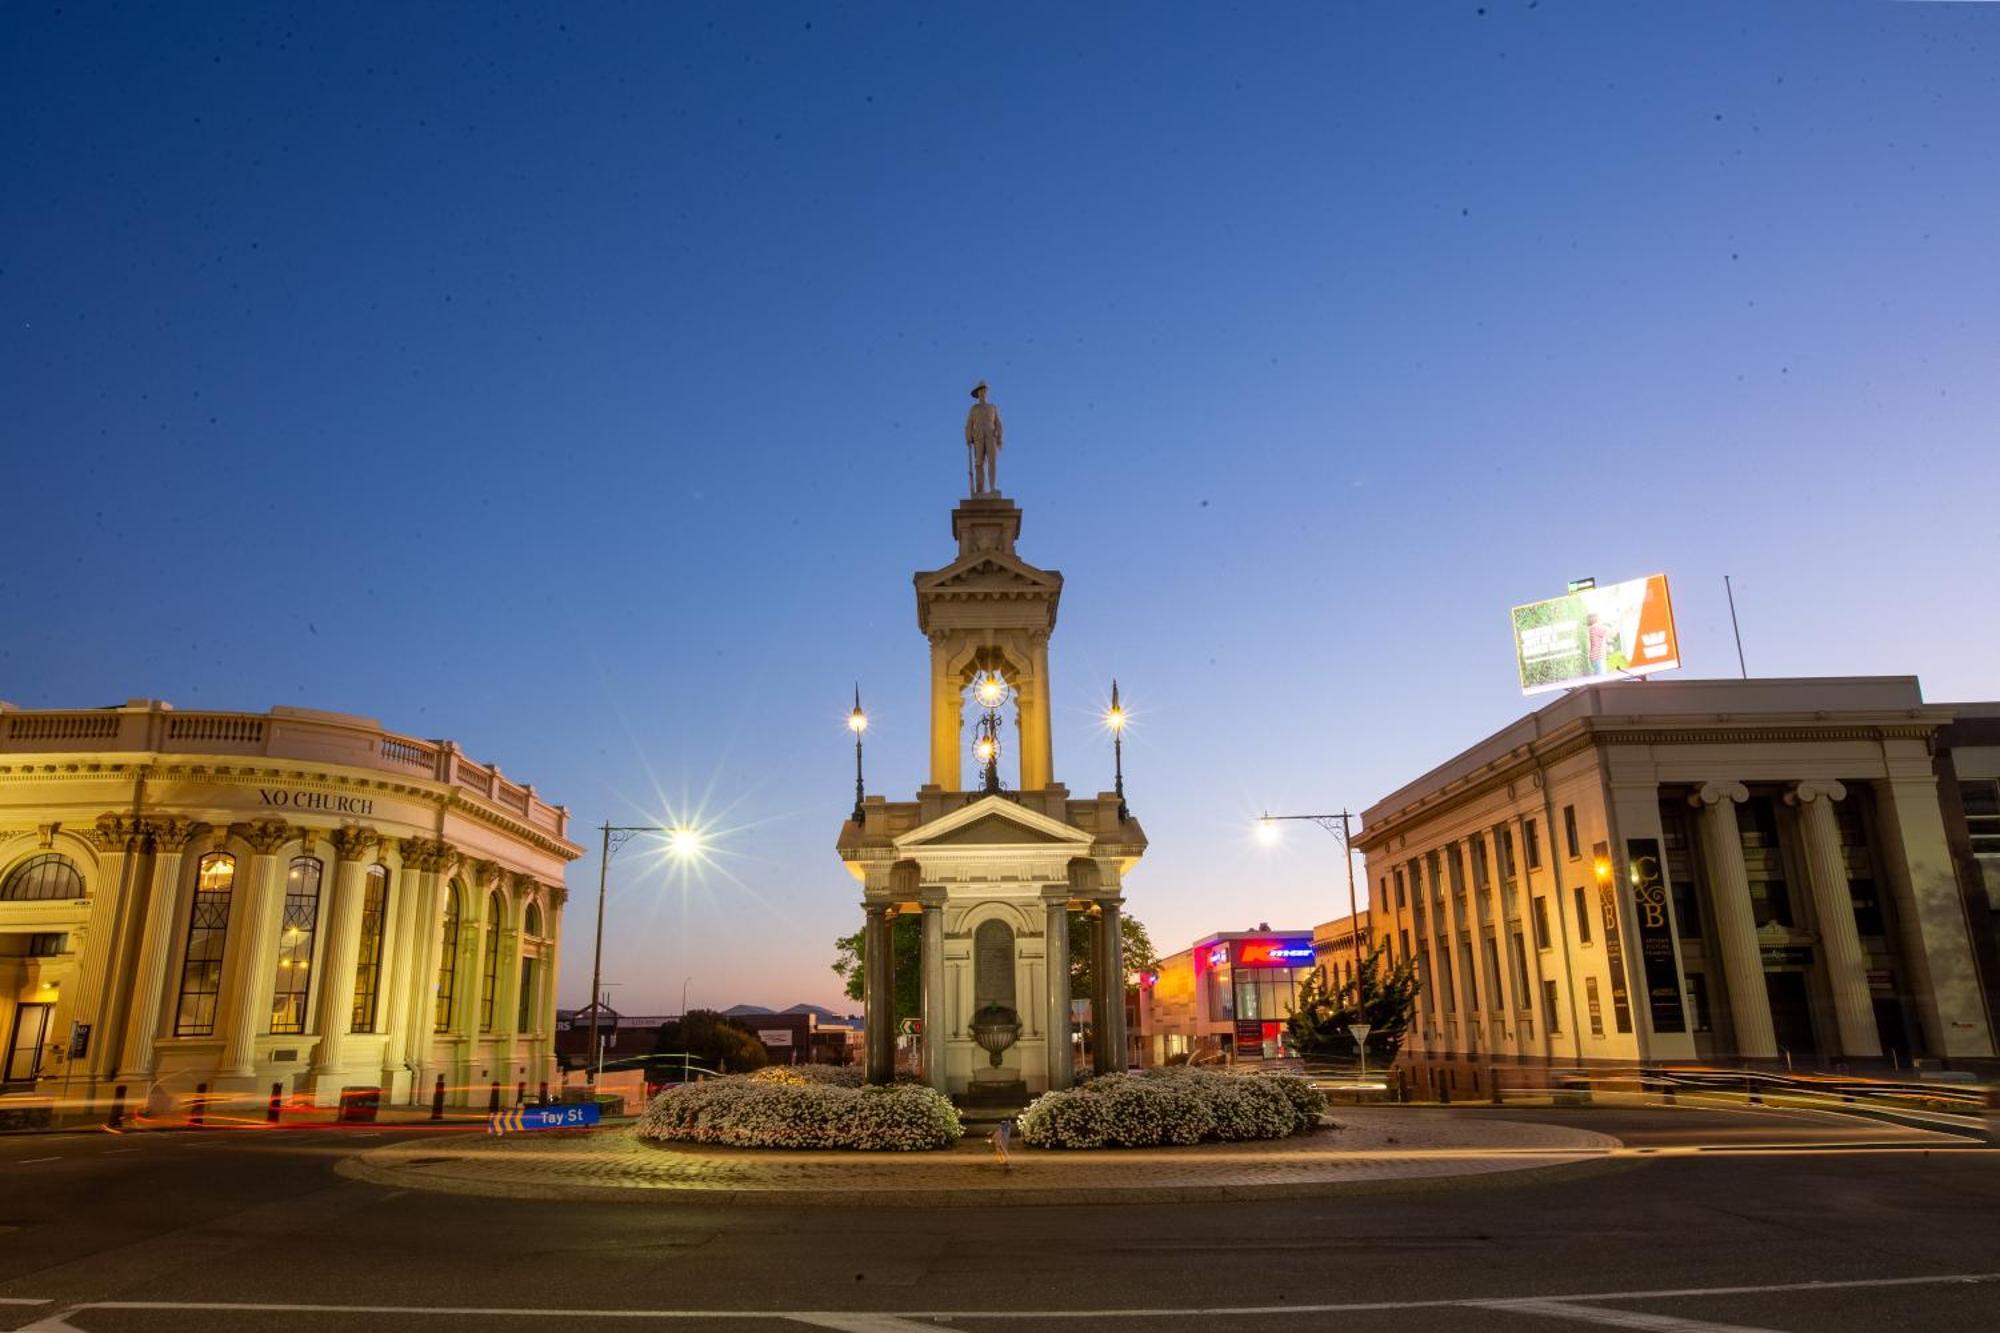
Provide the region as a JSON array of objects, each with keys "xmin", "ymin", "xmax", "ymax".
[
  {"xmin": 1105, "ymin": 679, "xmax": 1129, "ymax": 823},
  {"xmin": 587, "ymin": 819, "xmax": 705, "ymax": 1087},
  {"xmin": 847, "ymin": 685, "xmax": 868, "ymax": 825},
  {"xmin": 972, "ymin": 671, "xmax": 1010, "ymax": 794},
  {"xmin": 1257, "ymin": 809, "xmax": 1365, "ymax": 981}
]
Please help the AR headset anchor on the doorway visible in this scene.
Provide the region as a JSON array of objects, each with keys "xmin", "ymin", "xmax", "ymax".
[
  {"xmin": 5, "ymin": 1002, "xmax": 53, "ymax": 1087},
  {"xmin": 1763, "ymin": 972, "xmax": 1818, "ymax": 1059}
]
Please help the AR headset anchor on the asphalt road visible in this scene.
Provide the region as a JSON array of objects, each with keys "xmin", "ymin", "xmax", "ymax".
[{"xmin": 0, "ymin": 1102, "xmax": 1995, "ymax": 1332}]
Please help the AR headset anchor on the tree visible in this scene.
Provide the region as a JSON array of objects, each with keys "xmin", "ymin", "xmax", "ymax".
[
  {"xmin": 1069, "ymin": 911, "xmax": 1158, "ymax": 997},
  {"xmin": 1285, "ymin": 940, "xmax": 1420, "ymax": 1062},
  {"xmin": 830, "ymin": 913, "xmax": 921, "ymax": 1021},
  {"xmin": 647, "ymin": 1009, "xmax": 769, "ymax": 1080}
]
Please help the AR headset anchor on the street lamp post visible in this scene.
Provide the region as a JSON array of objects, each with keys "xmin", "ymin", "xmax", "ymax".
[
  {"xmin": 848, "ymin": 686, "xmax": 868, "ymax": 825},
  {"xmin": 587, "ymin": 820, "xmax": 704, "ymax": 1087},
  {"xmin": 1258, "ymin": 810, "xmax": 1365, "ymax": 981},
  {"xmin": 1106, "ymin": 680, "xmax": 1129, "ymax": 822}
]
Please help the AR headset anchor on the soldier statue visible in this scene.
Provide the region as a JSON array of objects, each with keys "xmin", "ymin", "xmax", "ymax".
[{"xmin": 965, "ymin": 381, "xmax": 1004, "ymax": 496}]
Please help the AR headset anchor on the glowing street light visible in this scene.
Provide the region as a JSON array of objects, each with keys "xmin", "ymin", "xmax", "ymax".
[
  {"xmin": 847, "ymin": 684, "xmax": 869, "ymax": 826},
  {"xmin": 588, "ymin": 817, "xmax": 708, "ymax": 1086},
  {"xmin": 1106, "ymin": 679, "xmax": 1130, "ymax": 823}
]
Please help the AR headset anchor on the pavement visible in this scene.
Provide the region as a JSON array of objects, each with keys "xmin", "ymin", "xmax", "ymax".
[
  {"xmin": 335, "ymin": 1108, "xmax": 1623, "ymax": 1205},
  {"xmin": 0, "ymin": 1100, "xmax": 1995, "ymax": 1331}
]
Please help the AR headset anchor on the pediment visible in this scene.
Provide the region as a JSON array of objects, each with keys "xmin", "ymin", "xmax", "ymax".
[
  {"xmin": 916, "ymin": 553, "xmax": 1062, "ymax": 595},
  {"xmin": 895, "ymin": 794, "xmax": 1093, "ymax": 852}
]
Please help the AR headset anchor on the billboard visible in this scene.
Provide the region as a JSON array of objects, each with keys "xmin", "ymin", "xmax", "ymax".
[
  {"xmin": 1233, "ymin": 938, "xmax": 1316, "ymax": 968},
  {"xmin": 1511, "ymin": 574, "xmax": 1679, "ymax": 695}
]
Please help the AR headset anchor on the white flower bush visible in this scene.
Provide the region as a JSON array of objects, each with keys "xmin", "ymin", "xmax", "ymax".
[
  {"xmin": 745, "ymin": 1064, "xmax": 865, "ymax": 1088},
  {"xmin": 1017, "ymin": 1067, "xmax": 1326, "ymax": 1149},
  {"xmin": 637, "ymin": 1072, "xmax": 960, "ymax": 1150}
]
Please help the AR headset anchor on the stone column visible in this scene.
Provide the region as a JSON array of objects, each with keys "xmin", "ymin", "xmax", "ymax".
[
  {"xmin": 307, "ymin": 826, "xmax": 378, "ymax": 1098},
  {"xmin": 1786, "ymin": 783, "xmax": 1880, "ymax": 1059},
  {"xmin": 403, "ymin": 845, "xmax": 457, "ymax": 1098},
  {"xmin": 1689, "ymin": 784, "xmax": 1776, "ymax": 1059},
  {"xmin": 919, "ymin": 889, "xmax": 947, "ymax": 1091},
  {"xmin": 62, "ymin": 816, "xmax": 144, "ymax": 1096},
  {"xmin": 378, "ymin": 845, "xmax": 428, "ymax": 1090},
  {"xmin": 1873, "ymin": 774, "xmax": 1997, "ymax": 1057},
  {"xmin": 218, "ymin": 820, "xmax": 292, "ymax": 1081},
  {"xmin": 539, "ymin": 885, "xmax": 566, "ymax": 1090},
  {"xmin": 929, "ymin": 635, "xmax": 962, "ymax": 791},
  {"xmin": 1042, "ymin": 888, "xmax": 1072, "ymax": 1090},
  {"xmin": 116, "ymin": 819, "xmax": 198, "ymax": 1084},
  {"xmin": 862, "ymin": 903, "xmax": 894, "ymax": 1084},
  {"xmin": 1018, "ymin": 632, "xmax": 1054, "ymax": 791},
  {"xmin": 1094, "ymin": 898, "xmax": 1127, "ymax": 1074}
]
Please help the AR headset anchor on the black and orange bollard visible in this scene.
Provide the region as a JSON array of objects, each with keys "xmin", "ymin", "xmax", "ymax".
[{"xmin": 430, "ymin": 1074, "xmax": 446, "ymax": 1121}]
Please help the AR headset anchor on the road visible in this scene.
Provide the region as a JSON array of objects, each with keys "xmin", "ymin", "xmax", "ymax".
[{"xmin": 0, "ymin": 1102, "xmax": 1994, "ymax": 1332}]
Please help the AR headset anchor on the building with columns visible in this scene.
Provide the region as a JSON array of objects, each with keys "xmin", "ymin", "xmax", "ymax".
[
  {"xmin": 1358, "ymin": 677, "xmax": 1996, "ymax": 1082},
  {"xmin": 0, "ymin": 700, "xmax": 581, "ymax": 1117},
  {"xmin": 836, "ymin": 488, "xmax": 1146, "ymax": 1101}
]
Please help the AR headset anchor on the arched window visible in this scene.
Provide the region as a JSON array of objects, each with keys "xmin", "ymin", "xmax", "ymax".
[
  {"xmin": 479, "ymin": 891, "xmax": 504, "ymax": 1032},
  {"xmin": 433, "ymin": 882, "xmax": 462, "ymax": 1033},
  {"xmin": 174, "ymin": 853, "xmax": 236, "ymax": 1036},
  {"xmin": 350, "ymin": 866, "xmax": 390, "ymax": 1033},
  {"xmin": 1, "ymin": 853, "xmax": 84, "ymax": 902},
  {"xmin": 523, "ymin": 901, "xmax": 543, "ymax": 938},
  {"xmin": 269, "ymin": 857, "xmax": 322, "ymax": 1035}
]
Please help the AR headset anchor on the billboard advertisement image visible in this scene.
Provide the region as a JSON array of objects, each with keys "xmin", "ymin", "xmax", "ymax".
[{"xmin": 1511, "ymin": 574, "xmax": 1679, "ymax": 695}]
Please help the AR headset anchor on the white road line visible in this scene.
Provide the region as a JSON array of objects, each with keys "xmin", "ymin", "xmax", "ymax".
[
  {"xmin": 789, "ymin": 1316, "xmax": 946, "ymax": 1332},
  {"xmin": 17, "ymin": 1156, "xmax": 61, "ymax": 1164},
  {"xmin": 1474, "ymin": 1299, "xmax": 1778, "ymax": 1331},
  {"xmin": 0, "ymin": 1300, "xmax": 53, "ymax": 1306},
  {"xmin": 33, "ymin": 1272, "xmax": 2000, "ymax": 1324}
]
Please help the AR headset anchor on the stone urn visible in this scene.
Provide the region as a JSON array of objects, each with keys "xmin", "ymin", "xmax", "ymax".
[{"xmin": 968, "ymin": 1003, "xmax": 1022, "ymax": 1068}]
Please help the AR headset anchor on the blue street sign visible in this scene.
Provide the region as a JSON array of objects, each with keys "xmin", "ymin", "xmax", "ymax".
[{"xmin": 488, "ymin": 1102, "xmax": 601, "ymax": 1136}]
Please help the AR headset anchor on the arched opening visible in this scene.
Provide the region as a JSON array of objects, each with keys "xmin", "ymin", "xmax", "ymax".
[
  {"xmin": 434, "ymin": 881, "xmax": 462, "ymax": 1033},
  {"xmin": 270, "ymin": 856, "xmax": 322, "ymax": 1035},
  {"xmin": 350, "ymin": 865, "xmax": 390, "ymax": 1033},
  {"xmin": 174, "ymin": 852, "xmax": 236, "ymax": 1036},
  {"xmin": 0, "ymin": 853, "xmax": 84, "ymax": 902}
]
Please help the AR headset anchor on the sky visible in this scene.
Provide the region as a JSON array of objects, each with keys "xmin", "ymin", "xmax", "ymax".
[{"xmin": 4, "ymin": 3, "xmax": 1997, "ymax": 1015}]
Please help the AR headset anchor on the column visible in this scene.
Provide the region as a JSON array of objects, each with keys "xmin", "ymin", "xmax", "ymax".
[
  {"xmin": 307, "ymin": 826, "xmax": 378, "ymax": 1097},
  {"xmin": 1018, "ymin": 633, "xmax": 1054, "ymax": 791},
  {"xmin": 63, "ymin": 816, "xmax": 143, "ymax": 1096},
  {"xmin": 378, "ymin": 845, "xmax": 428, "ymax": 1089},
  {"xmin": 115, "ymin": 820, "xmax": 197, "ymax": 1083},
  {"xmin": 1689, "ymin": 784, "xmax": 1776, "ymax": 1059},
  {"xmin": 403, "ymin": 849, "xmax": 456, "ymax": 1097},
  {"xmin": 862, "ymin": 903, "xmax": 895, "ymax": 1084},
  {"xmin": 1094, "ymin": 898, "xmax": 1126, "ymax": 1074},
  {"xmin": 1042, "ymin": 889, "xmax": 1072, "ymax": 1090},
  {"xmin": 540, "ymin": 887, "xmax": 565, "ymax": 1090},
  {"xmin": 1873, "ymin": 774, "xmax": 1997, "ymax": 1057},
  {"xmin": 217, "ymin": 821, "xmax": 292, "ymax": 1081},
  {"xmin": 929, "ymin": 635, "xmax": 962, "ymax": 790},
  {"xmin": 1786, "ymin": 783, "xmax": 1880, "ymax": 1058},
  {"xmin": 919, "ymin": 890, "xmax": 947, "ymax": 1091},
  {"xmin": 1435, "ymin": 847, "xmax": 1470, "ymax": 1054}
]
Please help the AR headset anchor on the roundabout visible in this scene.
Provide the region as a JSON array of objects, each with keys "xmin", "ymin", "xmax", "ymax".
[{"xmin": 334, "ymin": 1107, "xmax": 1622, "ymax": 1206}]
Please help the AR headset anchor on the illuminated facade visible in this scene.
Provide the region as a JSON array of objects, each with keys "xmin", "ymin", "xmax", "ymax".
[
  {"xmin": 1140, "ymin": 929, "xmax": 1317, "ymax": 1063},
  {"xmin": 1359, "ymin": 677, "xmax": 1997, "ymax": 1079},
  {"xmin": 0, "ymin": 700, "xmax": 582, "ymax": 1116}
]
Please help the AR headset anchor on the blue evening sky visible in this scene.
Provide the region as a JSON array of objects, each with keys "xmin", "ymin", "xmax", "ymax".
[{"xmin": 4, "ymin": 4, "xmax": 1996, "ymax": 1013}]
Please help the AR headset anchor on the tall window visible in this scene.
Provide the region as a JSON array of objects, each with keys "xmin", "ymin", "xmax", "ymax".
[
  {"xmin": 524, "ymin": 901, "xmax": 543, "ymax": 938},
  {"xmin": 175, "ymin": 853, "xmax": 236, "ymax": 1036},
  {"xmin": 1525, "ymin": 819, "xmax": 1543, "ymax": 870},
  {"xmin": 1542, "ymin": 979, "xmax": 1562, "ymax": 1034},
  {"xmin": 517, "ymin": 956, "xmax": 538, "ymax": 1032},
  {"xmin": 1, "ymin": 853, "xmax": 84, "ymax": 902},
  {"xmin": 1563, "ymin": 804, "xmax": 1582, "ymax": 860},
  {"xmin": 350, "ymin": 866, "xmax": 389, "ymax": 1033},
  {"xmin": 1573, "ymin": 886, "xmax": 1593, "ymax": 944},
  {"xmin": 270, "ymin": 857, "xmax": 323, "ymax": 1035},
  {"xmin": 1497, "ymin": 825, "xmax": 1518, "ymax": 881},
  {"xmin": 1532, "ymin": 896, "xmax": 1552, "ymax": 950},
  {"xmin": 434, "ymin": 882, "xmax": 462, "ymax": 1033},
  {"xmin": 480, "ymin": 890, "xmax": 503, "ymax": 1032},
  {"xmin": 1739, "ymin": 796, "xmax": 1793, "ymax": 927}
]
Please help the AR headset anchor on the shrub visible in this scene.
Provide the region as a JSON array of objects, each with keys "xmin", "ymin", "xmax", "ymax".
[
  {"xmin": 1017, "ymin": 1067, "xmax": 1325, "ymax": 1149},
  {"xmin": 746, "ymin": 1064, "xmax": 864, "ymax": 1088},
  {"xmin": 637, "ymin": 1073, "xmax": 960, "ymax": 1150}
]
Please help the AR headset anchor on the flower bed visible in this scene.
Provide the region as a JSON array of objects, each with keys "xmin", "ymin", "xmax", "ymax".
[
  {"xmin": 636, "ymin": 1072, "xmax": 960, "ymax": 1150},
  {"xmin": 1017, "ymin": 1068, "xmax": 1326, "ymax": 1149}
]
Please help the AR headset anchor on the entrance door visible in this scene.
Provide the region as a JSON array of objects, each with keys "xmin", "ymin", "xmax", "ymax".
[
  {"xmin": 5, "ymin": 1003, "xmax": 53, "ymax": 1086},
  {"xmin": 1763, "ymin": 972, "xmax": 1818, "ymax": 1058}
]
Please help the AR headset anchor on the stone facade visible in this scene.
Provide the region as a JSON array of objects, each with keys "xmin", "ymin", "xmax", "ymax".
[
  {"xmin": 0, "ymin": 700, "xmax": 582, "ymax": 1114},
  {"xmin": 1358, "ymin": 677, "xmax": 1997, "ymax": 1077}
]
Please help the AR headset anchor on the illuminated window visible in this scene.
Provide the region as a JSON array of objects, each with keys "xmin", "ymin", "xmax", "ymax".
[
  {"xmin": 269, "ymin": 857, "xmax": 322, "ymax": 1035},
  {"xmin": 434, "ymin": 882, "xmax": 462, "ymax": 1033},
  {"xmin": 480, "ymin": 891, "xmax": 503, "ymax": 1032},
  {"xmin": 174, "ymin": 853, "xmax": 236, "ymax": 1036},
  {"xmin": 350, "ymin": 866, "xmax": 389, "ymax": 1033},
  {"xmin": 1, "ymin": 853, "xmax": 84, "ymax": 902}
]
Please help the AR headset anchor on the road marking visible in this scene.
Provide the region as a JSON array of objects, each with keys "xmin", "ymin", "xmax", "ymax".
[
  {"xmin": 790, "ymin": 1317, "xmax": 948, "ymax": 1332},
  {"xmin": 100, "ymin": 1148, "xmax": 141, "ymax": 1155},
  {"xmin": 0, "ymin": 1300, "xmax": 53, "ymax": 1306},
  {"xmin": 25, "ymin": 1272, "xmax": 1998, "ymax": 1325},
  {"xmin": 1474, "ymin": 1299, "xmax": 1778, "ymax": 1331},
  {"xmin": 18, "ymin": 1156, "xmax": 61, "ymax": 1164}
]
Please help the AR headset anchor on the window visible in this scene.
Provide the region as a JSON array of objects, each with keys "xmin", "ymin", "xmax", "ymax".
[
  {"xmin": 1436, "ymin": 940, "xmax": 1457, "ymax": 1013},
  {"xmin": 1687, "ymin": 973, "xmax": 1711, "ymax": 1034},
  {"xmin": 517, "ymin": 956, "xmax": 538, "ymax": 1032},
  {"xmin": 270, "ymin": 857, "xmax": 323, "ymax": 1035},
  {"xmin": 1497, "ymin": 825, "xmax": 1518, "ymax": 881},
  {"xmin": 434, "ymin": 882, "xmax": 462, "ymax": 1032},
  {"xmin": 1525, "ymin": 819, "xmax": 1542, "ymax": 870},
  {"xmin": 1458, "ymin": 940, "xmax": 1479, "ymax": 1012},
  {"xmin": 1573, "ymin": 887, "xmax": 1593, "ymax": 944},
  {"xmin": 27, "ymin": 932, "xmax": 67, "ymax": 957},
  {"xmin": 350, "ymin": 866, "xmax": 389, "ymax": 1033},
  {"xmin": 1564, "ymin": 804, "xmax": 1581, "ymax": 860},
  {"xmin": 480, "ymin": 891, "xmax": 503, "ymax": 1032},
  {"xmin": 1, "ymin": 853, "xmax": 84, "ymax": 902},
  {"xmin": 1417, "ymin": 945, "xmax": 1435, "ymax": 1013},
  {"xmin": 1399, "ymin": 927, "xmax": 1411, "ymax": 961},
  {"xmin": 1509, "ymin": 931, "xmax": 1531, "ymax": 1009},
  {"xmin": 175, "ymin": 853, "xmax": 236, "ymax": 1037},
  {"xmin": 1963, "ymin": 780, "xmax": 2000, "ymax": 855},
  {"xmin": 524, "ymin": 901, "xmax": 544, "ymax": 938},
  {"xmin": 1585, "ymin": 976, "xmax": 1605, "ymax": 1037},
  {"xmin": 1481, "ymin": 935, "xmax": 1503, "ymax": 1012},
  {"xmin": 1738, "ymin": 796, "xmax": 1793, "ymax": 927},
  {"xmin": 1833, "ymin": 797, "xmax": 1887, "ymax": 936},
  {"xmin": 1542, "ymin": 979, "xmax": 1562, "ymax": 1033},
  {"xmin": 1532, "ymin": 896, "xmax": 1552, "ymax": 950},
  {"xmin": 1471, "ymin": 837, "xmax": 1491, "ymax": 892}
]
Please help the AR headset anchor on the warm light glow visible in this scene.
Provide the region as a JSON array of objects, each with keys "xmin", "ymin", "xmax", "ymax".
[
  {"xmin": 669, "ymin": 826, "xmax": 705, "ymax": 859},
  {"xmin": 1255, "ymin": 816, "xmax": 1282, "ymax": 846},
  {"xmin": 1593, "ymin": 856, "xmax": 1614, "ymax": 885},
  {"xmin": 848, "ymin": 707, "xmax": 867, "ymax": 734},
  {"xmin": 975, "ymin": 737, "xmax": 997, "ymax": 764},
  {"xmin": 974, "ymin": 672, "xmax": 1008, "ymax": 708},
  {"xmin": 1106, "ymin": 705, "xmax": 1126, "ymax": 733}
]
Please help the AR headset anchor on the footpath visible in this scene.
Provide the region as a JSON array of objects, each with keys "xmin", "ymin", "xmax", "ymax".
[{"xmin": 337, "ymin": 1107, "xmax": 1622, "ymax": 1207}]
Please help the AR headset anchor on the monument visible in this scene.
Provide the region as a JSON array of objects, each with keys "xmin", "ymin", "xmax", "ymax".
[{"xmin": 837, "ymin": 383, "xmax": 1147, "ymax": 1107}]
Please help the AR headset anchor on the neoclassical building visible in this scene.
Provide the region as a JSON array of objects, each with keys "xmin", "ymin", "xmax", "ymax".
[
  {"xmin": 0, "ymin": 700, "xmax": 581, "ymax": 1116},
  {"xmin": 1359, "ymin": 677, "xmax": 1996, "ymax": 1082}
]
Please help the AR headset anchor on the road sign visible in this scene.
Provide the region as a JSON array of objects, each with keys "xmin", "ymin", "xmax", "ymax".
[
  {"xmin": 487, "ymin": 1102, "xmax": 602, "ymax": 1136},
  {"xmin": 899, "ymin": 1017, "xmax": 922, "ymax": 1036},
  {"xmin": 1347, "ymin": 1023, "xmax": 1373, "ymax": 1045}
]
